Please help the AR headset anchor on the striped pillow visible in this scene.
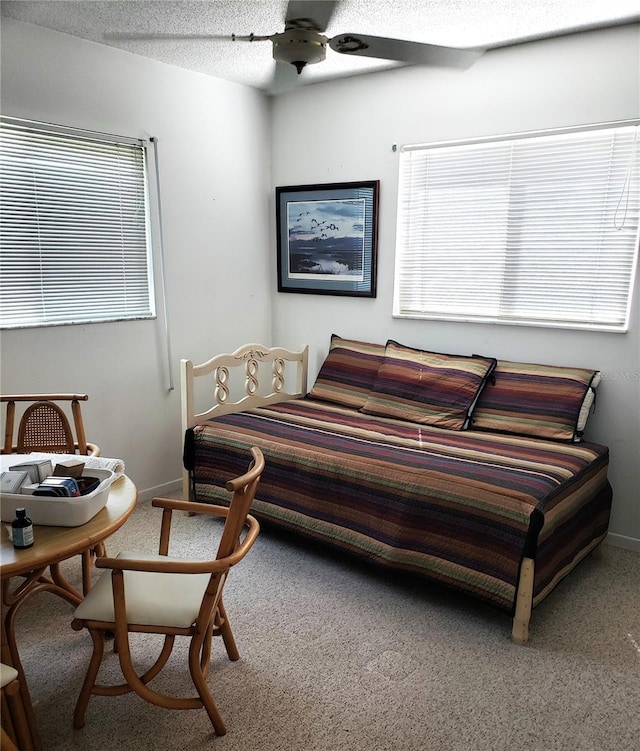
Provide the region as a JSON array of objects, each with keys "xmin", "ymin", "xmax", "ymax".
[
  {"xmin": 361, "ymin": 340, "xmax": 497, "ymax": 430},
  {"xmin": 470, "ymin": 360, "xmax": 600, "ymax": 441},
  {"xmin": 308, "ymin": 335, "xmax": 385, "ymax": 409}
]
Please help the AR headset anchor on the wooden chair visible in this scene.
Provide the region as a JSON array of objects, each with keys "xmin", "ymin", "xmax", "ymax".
[
  {"xmin": 2, "ymin": 393, "xmax": 102, "ymax": 593},
  {"xmin": 0, "ymin": 663, "xmax": 34, "ymax": 751},
  {"xmin": 1, "ymin": 394, "xmax": 100, "ymax": 456},
  {"xmin": 71, "ymin": 447, "xmax": 264, "ymax": 737}
]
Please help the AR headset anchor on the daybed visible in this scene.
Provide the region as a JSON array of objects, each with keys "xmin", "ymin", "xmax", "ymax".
[{"xmin": 181, "ymin": 336, "xmax": 611, "ymax": 644}]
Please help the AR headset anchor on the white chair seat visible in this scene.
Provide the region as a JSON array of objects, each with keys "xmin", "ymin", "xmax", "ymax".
[
  {"xmin": 0, "ymin": 663, "xmax": 18, "ymax": 688},
  {"xmin": 73, "ymin": 552, "xmax": 211, "ymax": 629}
]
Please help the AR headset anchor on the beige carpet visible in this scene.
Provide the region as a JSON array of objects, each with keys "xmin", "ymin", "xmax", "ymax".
[{"xmin": 11, "ymin": 497, "xmax": 640, "ymax": 751}]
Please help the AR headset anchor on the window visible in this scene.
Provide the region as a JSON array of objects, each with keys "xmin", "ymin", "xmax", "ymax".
[
  {"xmin": 394, "ymin": 122, "xmax": 640, "ymax": 332},
  {"xmin": 0, "ymin": 117, "xmax": 155, "ymax": 328}
]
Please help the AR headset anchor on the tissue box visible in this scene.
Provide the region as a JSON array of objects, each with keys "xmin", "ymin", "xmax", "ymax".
[{"xmin": 0, "ymin": 469, "xmax": 114, "ymax": 527}]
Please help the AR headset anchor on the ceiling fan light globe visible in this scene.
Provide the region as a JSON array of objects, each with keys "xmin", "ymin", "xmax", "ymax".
[{"xmin": 272, "ymin": 30, "xmax": 327, "ymax": 72}]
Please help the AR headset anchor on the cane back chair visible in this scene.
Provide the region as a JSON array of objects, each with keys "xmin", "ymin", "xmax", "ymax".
[
  {"xmin": 2, "ymin": 394, "xmax": 102, "ymax": 592},
  {"xmin": 1, "ymin": 394, "xmax": 100, "ymax": 456},
  {"xmin": 71, "ymin": 447, "xmax": 264, "ymax": 737}
]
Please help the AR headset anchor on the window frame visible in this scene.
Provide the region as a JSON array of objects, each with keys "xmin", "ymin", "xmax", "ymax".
[
  {"xmin": 0, "ymin": 116, "xmax": 157, "ymax": 330},
  {"xmin": 393, "ymin": 120, "xmax": 640, "ymax": 333}
]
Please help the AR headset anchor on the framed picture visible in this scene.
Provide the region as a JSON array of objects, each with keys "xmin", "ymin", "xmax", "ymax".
[{"xmin": 276, "ymin": 180, "xmax": 379, "ymax": 297}]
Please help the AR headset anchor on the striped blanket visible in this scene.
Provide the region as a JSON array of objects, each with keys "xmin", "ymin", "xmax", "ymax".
[{"xmin": 189, "ymin": 398, "xmax": 611, "ymax": 613}]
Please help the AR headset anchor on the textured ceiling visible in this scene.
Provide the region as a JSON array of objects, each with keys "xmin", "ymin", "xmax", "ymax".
[{"xmin": 2, "ymin": 0, "xmax": 639, "ymax": 94}]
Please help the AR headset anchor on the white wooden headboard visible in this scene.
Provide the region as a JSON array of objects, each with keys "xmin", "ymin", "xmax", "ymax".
[
  {"xmin": 181, "ymin": 343, "xmax": 309, "ymax": 431},
  {"xmin": 180, "ymin": 343, "xmax": 308, "ymax": 498}
]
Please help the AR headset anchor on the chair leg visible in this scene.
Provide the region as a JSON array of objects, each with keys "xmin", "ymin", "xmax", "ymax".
[
  {"xmin": 73, "ymin": 628, "xmax": 105, "ymax": 729},
  {"xmin": 2, "ymin": 599, "xmax": 40, "ymax": 751},
  {"xmin": 81, "ymin": 543, "xmax": 107, "ymax": 596},
  {"xmin": 81, "ymin": 551, "xmax": 92, "ymax": 597},
  {"xmin": 200, "ymin": 620, "xmax": 215, "ymax": 678},
  {"xmin": 1, "ymin": 726, "xmax": 18, "ymax": 751},
  {"xmin": 188, "ymin": 638, "xmax": 227, "ymax": 736},
  {"xmin": 2, "ymin": 677, "xmax": 35, "ymax": 751},
  {"xmin": 216, "ymin": 600, "xmax": 239, "ymax": 661},
  {"xmin": 1, "ymin": 695, "xmax": 15, "ymax": 750},
  {"xmin": 137, "ymin": 636, "xmax": 175, "ymax": 685},
  {"xmin": 73, "ymin": 619, "xmax": 230, "ymax": 736},
  {"xmin": 112, "ymin": 633, "xmax": 228, "ymax": 735}
]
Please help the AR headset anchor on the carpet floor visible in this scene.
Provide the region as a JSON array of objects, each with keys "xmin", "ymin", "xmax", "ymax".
[{"xmin": 10, "ymin": 496, "xmax": 640, "ymax": 751}]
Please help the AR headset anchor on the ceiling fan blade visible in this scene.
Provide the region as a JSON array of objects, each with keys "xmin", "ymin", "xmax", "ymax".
[
  {"xmin": 103, "ymin": 33, "xmax": 271, "ymax": 42},
  {"xmin": 329, "ymin": 33, "xmax": 482, "ymax": 69},
  {"xmin": 285, "ymin": 0, "xmax": 339, "ymax": 32}
]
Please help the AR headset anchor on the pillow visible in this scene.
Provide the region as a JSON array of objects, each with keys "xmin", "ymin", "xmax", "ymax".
[
  {"xmin": 308, "ymin": 335, "xmax": 385, "ymax": 409},
  {"xmin": 470, "ymin": 359, "xmax": 600, "ymax": 441},
  {"xmin": 361, "ymin": 340, "xmax": 497, "ymax": 430}
]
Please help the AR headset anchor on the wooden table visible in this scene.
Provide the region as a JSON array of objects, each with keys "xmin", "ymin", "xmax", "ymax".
[{"xmin": 1, "ymin": 475, "xmax": 137, "ymax": 750}]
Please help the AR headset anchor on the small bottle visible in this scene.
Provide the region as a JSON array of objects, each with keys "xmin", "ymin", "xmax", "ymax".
[{"xmin": 12, "ymin": 507, "xmax": 34, "ymax": 549}]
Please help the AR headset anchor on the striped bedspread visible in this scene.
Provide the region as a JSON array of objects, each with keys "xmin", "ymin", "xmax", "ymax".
[{"xmin": 189, "ymin": 398, "xmax": 611, "ymax": 613}]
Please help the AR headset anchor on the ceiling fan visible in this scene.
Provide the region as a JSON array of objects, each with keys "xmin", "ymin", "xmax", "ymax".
[
  {"xmin": 106, "ymin": 0, "xmax": 483, "ymax": 90},
  {"xmin": 253, "ymin": 0, "xmax": 482, "ymax": 74}
]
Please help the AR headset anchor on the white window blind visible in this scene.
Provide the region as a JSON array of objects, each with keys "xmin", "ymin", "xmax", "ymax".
[
  {"xmin": 394, "ymin": 122, "xmax": 640, "ymax": 332},
  {"xmin": 0, "ymin": 118, "xmax": 155, "ymax": 328}
]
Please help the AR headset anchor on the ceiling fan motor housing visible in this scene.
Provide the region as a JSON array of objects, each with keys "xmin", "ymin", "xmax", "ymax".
[{"xmin": 272, "ymin": 29, "xmax": 328, "ymax": 73}]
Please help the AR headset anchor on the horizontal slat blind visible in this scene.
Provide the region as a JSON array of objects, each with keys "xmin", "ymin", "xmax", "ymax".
[
  {"xmin": 0, "ymin": 118, "xmax": 154, "ymax": 328},
  {"xmin": 394, "ymin": 123, "xmax": 640, "ymax": 331}
]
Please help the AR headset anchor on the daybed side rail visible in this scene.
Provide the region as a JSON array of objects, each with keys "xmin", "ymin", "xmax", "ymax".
[{"xmin": 181, "ymin": 343, "xmax": 308, "ymax": 433}]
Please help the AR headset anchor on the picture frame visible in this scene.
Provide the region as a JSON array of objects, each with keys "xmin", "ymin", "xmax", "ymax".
[{"xmin": 276, "ymin": 180, "xmax": 379, "ymax": 297}]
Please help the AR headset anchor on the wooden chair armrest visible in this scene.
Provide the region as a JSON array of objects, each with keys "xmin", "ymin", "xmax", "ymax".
[
  {"xmin": 151, "ymin": 499, "xmax": 235, "ymax": 555},
  {"xmin": 95, "ymin": 516, "xmax": 259, "ymax": 574},
  {"xmin": 86, "ymin": 443, "xmax": 100, "ymax": 456},
  {"xmin": 1, "ymin": 442, "xmax": 100, "ymax": 456},
  {"xmin": 95, "ymin": 555, "xmax": 229, "ymax": 575}
]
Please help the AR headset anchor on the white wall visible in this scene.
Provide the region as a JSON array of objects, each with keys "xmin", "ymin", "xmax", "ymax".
[
  {"xmin": 270, "ymin": 25, "xmax": 640, "ymax": 547},
  {"xmin": 0, "ymin": 18, "xmax": 273, "ymax": 497},
  {"xmin": 1, "ymin": 19, "xmax": 638, "ymax": 545}
]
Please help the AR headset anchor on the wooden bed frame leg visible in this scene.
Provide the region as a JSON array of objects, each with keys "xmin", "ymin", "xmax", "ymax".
[
  {"xmin": 512, "ymin": 557, "xmax": 535, "ymax": 645},
  {"xmin": 591, "ymin": 542, "xmax": 604, "ymax": 559}
]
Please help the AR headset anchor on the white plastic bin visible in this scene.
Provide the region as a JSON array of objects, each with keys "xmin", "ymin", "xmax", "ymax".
[{"xmin": 0, "ymin": 468, "xmax": 114, "ymax": 527}]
